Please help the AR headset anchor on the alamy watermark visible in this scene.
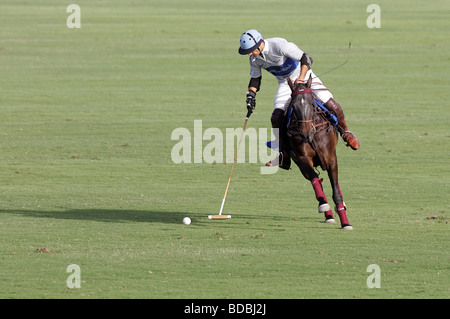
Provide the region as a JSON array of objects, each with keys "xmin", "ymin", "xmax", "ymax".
[
  {"xmin": 65, "ymin": 5, "xmax": 381, "ymax": 30},
  {"xmin": 66, "ymin": 4, "xmax": 81, "ymax": 29},
  {"xmin": 171, "ymin": 120, "xmax": 279, "ymax": 174},
  {"xmin": 366, "ymin": 4, "xmax": 381, "ymax": 29},
  {"xmin": 66, "ymin": 264, "xmax": 81, "ymax": 288},
  {"xmin": 366, "ymin": 264, "xmax": 381, "ymax": 288}
]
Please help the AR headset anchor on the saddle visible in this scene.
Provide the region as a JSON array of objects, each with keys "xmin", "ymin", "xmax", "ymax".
[
  {"xmin": 313, "ymin": 99, "xmax": 338, "ymax": 126},
  {"xmin": 286, "ymin": 99, "xmax": 338, "ymax": 133}
]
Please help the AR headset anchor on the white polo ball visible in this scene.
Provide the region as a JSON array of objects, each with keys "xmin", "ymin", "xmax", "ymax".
[{"xmin": 182, "ymin": 217, "xmax": 191, "ymax": 225}]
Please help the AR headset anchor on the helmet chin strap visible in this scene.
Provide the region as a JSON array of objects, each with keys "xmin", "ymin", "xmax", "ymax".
[
  {"xmin": 253, "ymin": 42, "xmax": 264, "ymax": 61},
  {"xmin": 252, "ymin": 49, "xmax": 262, "ymax": 62}
]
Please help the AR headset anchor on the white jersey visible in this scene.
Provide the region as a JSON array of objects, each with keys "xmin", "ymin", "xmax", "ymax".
[
  {"xmin": 249, "ymin": 37, "xmax": 304, "ymax": 80},
  {"xmin": 248, "ymin": 37, "xmax": 333, "ymax": 109}
]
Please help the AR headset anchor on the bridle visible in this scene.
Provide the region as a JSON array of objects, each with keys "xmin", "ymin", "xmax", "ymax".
[
  {"xmin": 291, "ymin": 87, "xmax": 329, "ymax": 97},
  {"xmin": 289, "ymin": 87, "xmax": 333, "ymax": 141},
  {"xmin": 291, "ymin": 88, "xmax": 313, "ymax": 96}
]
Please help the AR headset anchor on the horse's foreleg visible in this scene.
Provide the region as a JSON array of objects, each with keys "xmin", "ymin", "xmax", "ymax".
[
  {"xmin": 311, "ymin": 177, "xmax": 335, "ymax": 222},
  {"xmin": 327, "ymin": 158, "xmax": 352, "ymax": 229},
  {"xmin": 292, "ymin": 141, "xmax": 335, "ymax": 223},
  {"xmin": 297, "ymin": 160, "xmax": 334, "ymax": 219}
]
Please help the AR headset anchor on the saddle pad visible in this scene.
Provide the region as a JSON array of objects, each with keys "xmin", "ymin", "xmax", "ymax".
[
  {"xmin": 285, "ymin": 99, "xmax": 338, "ymax": 129},
  {"xmin": 314, "ymin": 99, "xmax": 338, "ymax": 125}
]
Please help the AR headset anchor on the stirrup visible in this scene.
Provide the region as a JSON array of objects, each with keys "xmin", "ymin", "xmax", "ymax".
[{"xmin": 265, "ymin": 153, "xmax": 291, "ymax": 170}]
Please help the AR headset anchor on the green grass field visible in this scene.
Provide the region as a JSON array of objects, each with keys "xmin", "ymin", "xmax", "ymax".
[{"xmin": 0, "ymin": 0, "xmax": 449, "ymax": 300}]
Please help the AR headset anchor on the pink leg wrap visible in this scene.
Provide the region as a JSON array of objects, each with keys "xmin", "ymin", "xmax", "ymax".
[
  {"xmin": 312, "ymin": 178, "xmax": 334, "ymax": 218},
  {"xmin": 311, "ymin": 178, "xmax": 326, "ymax": 201},
  {"xmin": 335, "ymin": 203, "xmax": 349, "ymax": 226},
  {"xmin": 324, "ymin": 210, "xmax": 334, "ymax": 219}
]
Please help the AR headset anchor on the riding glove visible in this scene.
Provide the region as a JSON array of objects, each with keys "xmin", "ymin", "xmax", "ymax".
[{"xmin": 246, "ymin": 90, "xmax": 256, "ymax": 112}]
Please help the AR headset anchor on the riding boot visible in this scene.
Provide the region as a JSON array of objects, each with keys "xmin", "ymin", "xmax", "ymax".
[
  {"xmin": 266, "ymin": 108, "xmax": 291, "ymax": 170},
  {"xmin": 324, "ymin": 98, "xmax": 359, "ymax": 150}
]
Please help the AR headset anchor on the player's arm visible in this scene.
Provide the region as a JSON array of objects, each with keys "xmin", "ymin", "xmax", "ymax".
[
  {"xmin": 246, "ymin": 76, "xmax": 261, "ymax": 112},
  {"xmin": 282, "ymin": 42, "xmax": 313, "ymax": 84},
  {"xmin": 296, "ymin": 53, "xmax": 313, "ymax": 84}
]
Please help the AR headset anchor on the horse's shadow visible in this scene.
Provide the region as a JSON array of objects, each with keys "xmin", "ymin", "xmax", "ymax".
[
  {"xmin": 0, "ymin": 208, "xmax": 290, "ymax": 225},
  {"xmin": 0, "ymin": 208, "xmax": 202, "ymax": 224}
]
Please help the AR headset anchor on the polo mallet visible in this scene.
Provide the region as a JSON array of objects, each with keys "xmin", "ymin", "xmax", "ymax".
[
  {"xmin": 313, "ymin": 41, "xmax": 352, "ymax": 79},
  {"xmin": 208, "ymin": 109, "xmax": 253, "ymax": 220}
]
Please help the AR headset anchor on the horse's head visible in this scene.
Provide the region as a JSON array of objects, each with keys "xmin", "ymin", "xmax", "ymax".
[
  {"xmin": 287, "ymin": 74, "xmax": 313, "ymax": 93},
  {"xmin": 287, "ymin": 75, "xmax": 315, "ymax": 141}
]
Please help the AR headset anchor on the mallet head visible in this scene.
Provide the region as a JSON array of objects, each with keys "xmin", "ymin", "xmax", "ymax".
[{"xmin": 208, "ymin": 215, "xmax": 231, "ymax": 220}]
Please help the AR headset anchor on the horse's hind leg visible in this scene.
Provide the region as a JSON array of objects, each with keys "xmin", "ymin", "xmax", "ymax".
[{"xmin": 327, "ymin": 158, "xmax": 353, "ymax": 230}]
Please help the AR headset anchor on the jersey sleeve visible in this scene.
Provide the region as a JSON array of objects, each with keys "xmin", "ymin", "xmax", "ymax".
[
  {"xmin": 249, "ymin": 56, "xmax": 262, "ymax": 78},
  {"xmin": 280, "ymin": 41, "xmax": 305, "ymax": 62}
]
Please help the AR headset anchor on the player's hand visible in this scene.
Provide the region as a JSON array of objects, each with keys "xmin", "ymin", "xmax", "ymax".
[{"xmin": 246, "ymin": 90, "xmax": 256, "ymax": 112}]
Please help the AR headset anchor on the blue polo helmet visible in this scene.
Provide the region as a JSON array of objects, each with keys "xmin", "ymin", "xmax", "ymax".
[{"xmin": 238, "ymin": 29, "xmax": 263, "ymax": 55}]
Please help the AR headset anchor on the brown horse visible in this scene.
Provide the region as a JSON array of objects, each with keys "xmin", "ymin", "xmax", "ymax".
[{"xmin": 285, "ymin": 77, "xmax": 353, "ymax": 230}]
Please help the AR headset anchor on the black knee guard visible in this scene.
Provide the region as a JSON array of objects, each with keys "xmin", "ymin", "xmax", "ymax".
[{"xmin": 271, "ymin": 108, "xmax": 285, "ymax": 129}]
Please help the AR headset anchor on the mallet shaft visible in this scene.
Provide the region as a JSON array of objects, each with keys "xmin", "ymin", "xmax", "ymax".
[{"xmin": 218, "ymin": 115, "xmax": 250, "ymax": 215}]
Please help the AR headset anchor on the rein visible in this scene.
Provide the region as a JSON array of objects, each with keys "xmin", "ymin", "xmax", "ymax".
[{"xmin": 291, "ymin": 87, "xmax": 329, "ymax": 97}]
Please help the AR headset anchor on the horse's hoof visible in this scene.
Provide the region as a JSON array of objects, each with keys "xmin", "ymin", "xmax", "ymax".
[
  {"xmin": 341, "ymin": 224, "xmax": 353, "ymax": 230},
  {"xmin": 318, "ymin": 203, "xmax": 331, "ymax": 213},
  {"xmin": 324, "ymin": 218, "xmax": 336, "ymax": 224}
]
